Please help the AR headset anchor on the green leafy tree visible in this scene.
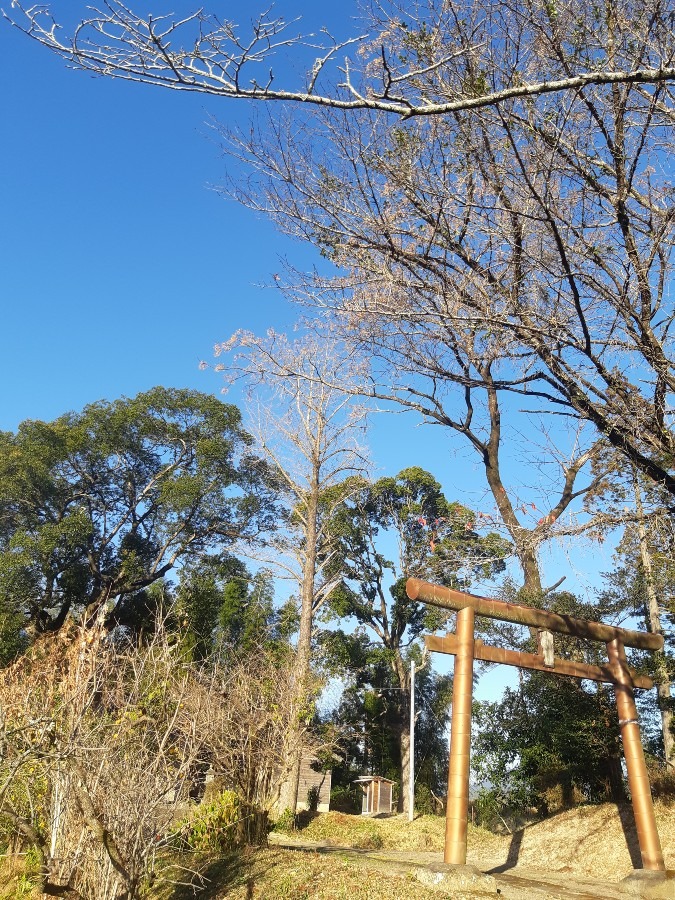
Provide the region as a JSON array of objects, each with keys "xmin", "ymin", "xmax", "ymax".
[
  {"xmin": 0, "ymin": 597, "xmax": 27, "ymax": 667},
  {"xmin": 176, "ymin": 555, "xmax": 248, "ymax": 661},
  {"xmin": 473, "ymin": 670, "xmax": 625, "ymax": 821},
  {"xmin": 327, "ymin": 636, "xmax": 453, "ymax": 813},
  {"xmin": 473, "ymin": 589, "xmax": 633, "ymax": 821},
  {"xmin": 582, "ymin": 452, "xmax": 675, "ymax": 768},
  {"xmin": 323, "ymin": 467, "xmax": 509, "ymax": 813},
  {"xmin": 599, "ymin": 512, "xmax": 675, "ymax": 768},
  {"xmin": 0, "ymin": 387, "xmax": 277, "ymax": 640},
  {"xmin": 177, "ymin": 557, "xmax": 297, "ymax": 660}
]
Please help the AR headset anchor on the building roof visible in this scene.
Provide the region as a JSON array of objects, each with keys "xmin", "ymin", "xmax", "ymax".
[{"xmin": 353, "ymin": 775, "xmax": 396, "ymax": 784}]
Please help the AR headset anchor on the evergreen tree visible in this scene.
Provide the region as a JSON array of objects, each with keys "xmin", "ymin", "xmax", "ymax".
[
  {"xmin": 323, "ymin": 467, "xmax": 509, "ymax": 813},
  {"xmin": 0, "ymin": 387, "xmax": 277, "ymax": 642},
  {"xmin": 177, "ymin": 558, "xmax": 296, "ymax": 660},
  {"xmin": 473, "ymin": 590, "xmax": 632, "ymax": 820}
]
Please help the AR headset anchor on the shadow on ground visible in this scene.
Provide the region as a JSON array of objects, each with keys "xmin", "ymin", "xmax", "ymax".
[
  {"xmin": 486, "ymin": 801, "xmax": 643, "ymax": 875},
  {"xmin": 292, "ymin": 810, "xmax": 321, "ymax": 830},
  {"xmin": 488, "ymin": 827, "xmax": 524, "ymax": 874},
  {"xmin": 615, "ymin": 802, "xmax": 642, "ymax": 869},
  {"xmin": 166, "ymin": 849, "xmax": 279, "ymax": 900}
]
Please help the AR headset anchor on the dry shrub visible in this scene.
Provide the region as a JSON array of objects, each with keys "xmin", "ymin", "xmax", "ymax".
[
  {"xmin": 191, "ymin": 648, "xmax": 314, "ymax": 813},
  {"xmin": 0, "ymin": 623, "xmax": 209, "ymax": 898},
  {"xmin": 649, "ymin": 765, "xmax": 675, "ymax": 801},
  {"xmin": 0, "ymin": 625, "xmax": 325, "ymax": 899}
]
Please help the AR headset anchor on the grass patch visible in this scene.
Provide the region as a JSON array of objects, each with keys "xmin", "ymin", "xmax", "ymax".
[
  {"xmin": 142, "ymin": 846, "xmax": 463, "ymax": 899},
  {"xmin": 288, "ymin": 811, "xmax": 504, "ymax": 855},
  {"xmin": 188, "ymin": 848, "xmax": 451, "ymax": 899},
  {"xmin": 0, "ymin": 855, "xmax": 40, "ymax": 899},
  {"xmin": 289, "ymin": 812, "xmax": 384, "ymax": 849},
  {"xmin": 148, "ymin": 850, "xmax": 249, "ymax": 900},
  {"xmin": 5, "ymin": 802, "xmax": 673, "ymax": 897}
]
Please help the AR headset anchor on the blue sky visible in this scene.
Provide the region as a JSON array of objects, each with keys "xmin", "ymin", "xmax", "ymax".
[
  {"xmin": 0, "ymin": 1, "xmax": 498, "ymax": 497},
  {"xmin": 0, "ymin": 2, "xmax": 621, "ymax": 691},
  {"xmin": 1, "ymin": 5, "xmax": 303, "ymax": 428}
]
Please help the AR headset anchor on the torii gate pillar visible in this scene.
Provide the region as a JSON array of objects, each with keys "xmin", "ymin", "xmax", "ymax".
[
  {"xmin": 607, "ymin": 638, "xmax": 665, "ymax": 871},
  {"xmin": 445, "ymin": 605, "xmax": 475, "ymax": 864}
]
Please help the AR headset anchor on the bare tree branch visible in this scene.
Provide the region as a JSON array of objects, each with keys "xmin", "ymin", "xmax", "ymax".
[{"xmin": 5, "ymin": 2, "xmax": 675, "ymax": 116}]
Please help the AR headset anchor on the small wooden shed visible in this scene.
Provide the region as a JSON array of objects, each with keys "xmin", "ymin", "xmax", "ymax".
[{"xmin": 354, "ymin": 775, "xmax": 395, "ymax": 815}]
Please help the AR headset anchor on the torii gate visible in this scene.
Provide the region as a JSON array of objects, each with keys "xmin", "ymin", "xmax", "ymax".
[{"xmin": 406, "ymin": 577, "xmax": 666, "ymax": 873}]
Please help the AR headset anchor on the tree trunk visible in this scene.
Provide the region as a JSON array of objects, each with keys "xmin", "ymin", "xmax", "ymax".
[
  {"xmin": 605, "ymin": 754, "xmax": 627, "ymax": 803},
  {"xmin": 633, "ymin": 475, "xmax": 675, "ymax": 768},
  {"xmin": 391, "ymin": 651, "xmax": 412, "ymax": 814},
  {"xmin": 279, "ymin": 465, "xmax": 321, "ymax": 816},
  {"xmin": 483, "ymin": 380, "xmax": 544, "ymax": 600}
]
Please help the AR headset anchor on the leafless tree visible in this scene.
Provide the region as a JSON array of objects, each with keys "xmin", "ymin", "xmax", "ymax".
[
  {"xmin": 6, "ymin": 0, "xmax": 675, "ymax": 116},
  {"xmin": 215, "ymin": 329, "xmax": 368, "ymax": 814},
  {"xmin": 631, "ymin": 477, "xmax": 675, "ymax": 768},
  {"xmin": 5, "ymin": 0, "xmax": 675, "ymax": 552},
  {"xmin": 193, "ymin": 649, "xmax": 328, "ymax": 813},
  {"xmin": 7, "ymin": 0, "xmax": 673, "ymax": 798},
  {"xmin": 0, "ymin": 623, "xmax": 203, "ymax": 898},
  {"xmin": 210, "ymin": 0, "xmax": 675, "ymax": 544},
  {"xmin": 0, "ymin": 622, "xmax": 317, "ymax": 898},
  {"xmin": 589, "ymin": 460, "xmax": 675, "ymax": 768}
]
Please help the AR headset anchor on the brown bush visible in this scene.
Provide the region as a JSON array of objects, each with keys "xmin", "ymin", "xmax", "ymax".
[{"xmin": 0, "ymin": 626, "xmax": 330, "ymax": 899}]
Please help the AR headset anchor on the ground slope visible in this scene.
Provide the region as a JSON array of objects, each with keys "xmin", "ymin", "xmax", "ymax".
[{"xmin": 288, "ymin": 801, "xmax": 675, "ymax": 882}]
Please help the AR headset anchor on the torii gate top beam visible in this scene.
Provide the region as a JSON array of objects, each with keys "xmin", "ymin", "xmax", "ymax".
[{"xmin": 406, "ymin": 578, "xmax": 663, "ymax": 651}]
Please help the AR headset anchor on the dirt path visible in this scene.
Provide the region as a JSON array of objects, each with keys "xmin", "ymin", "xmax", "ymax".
[{"xmin": 268, "ymin": 833, "xmax": 672, "ymax": 898}]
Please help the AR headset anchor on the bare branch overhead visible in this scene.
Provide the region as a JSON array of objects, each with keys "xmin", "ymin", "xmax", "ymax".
[{"xmin": 6, "ymin": 1, "xmax": 675, "ymax": 116}]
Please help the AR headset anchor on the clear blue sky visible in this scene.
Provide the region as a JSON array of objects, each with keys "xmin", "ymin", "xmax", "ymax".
[
  {"xmin": 0, "ymin": 1, "xmax": 618, "ymax": 646},
  {"xmin": 1, "ymin": 3, "xmax": 314, "ymax": 430}
]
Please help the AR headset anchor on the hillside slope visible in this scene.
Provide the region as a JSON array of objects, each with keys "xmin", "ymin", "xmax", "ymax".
[
  {"xmin": 292, "ymin": 801, "xmax": 674, "ymax": 882},
  {"xmin": 467, "ymin": 801, "xmax": 674, "ymax": 881}
]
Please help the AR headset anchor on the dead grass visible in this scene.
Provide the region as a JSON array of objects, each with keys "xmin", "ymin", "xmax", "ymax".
[
  {"xmin": 378, "ymin": 814, "xmax": 505, "ymax": 856},
  {"xmin": 287, "ymin": 812, "xmax": 384, "ymax": 849},
  {"xmin": 150, "ymin": 847, "xmax": 453, "ymax": 900},
  {"xmin": 0, "ymin": 854, "xmax": 39, "ymax": 899},
  {"xmin": 222, "ymin": 849, "xmax": 454, "ymax": 900},
  {"xmin": 292, "ymin": 810, "xmax": 505, "ymax": 855},
  {"xmin": 488, "ymin": 799, "xmax": 675, "ymax": 881},
  {"xmin": 288, "ymin": 801, "xmax": 675, "ymax": 883}
]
